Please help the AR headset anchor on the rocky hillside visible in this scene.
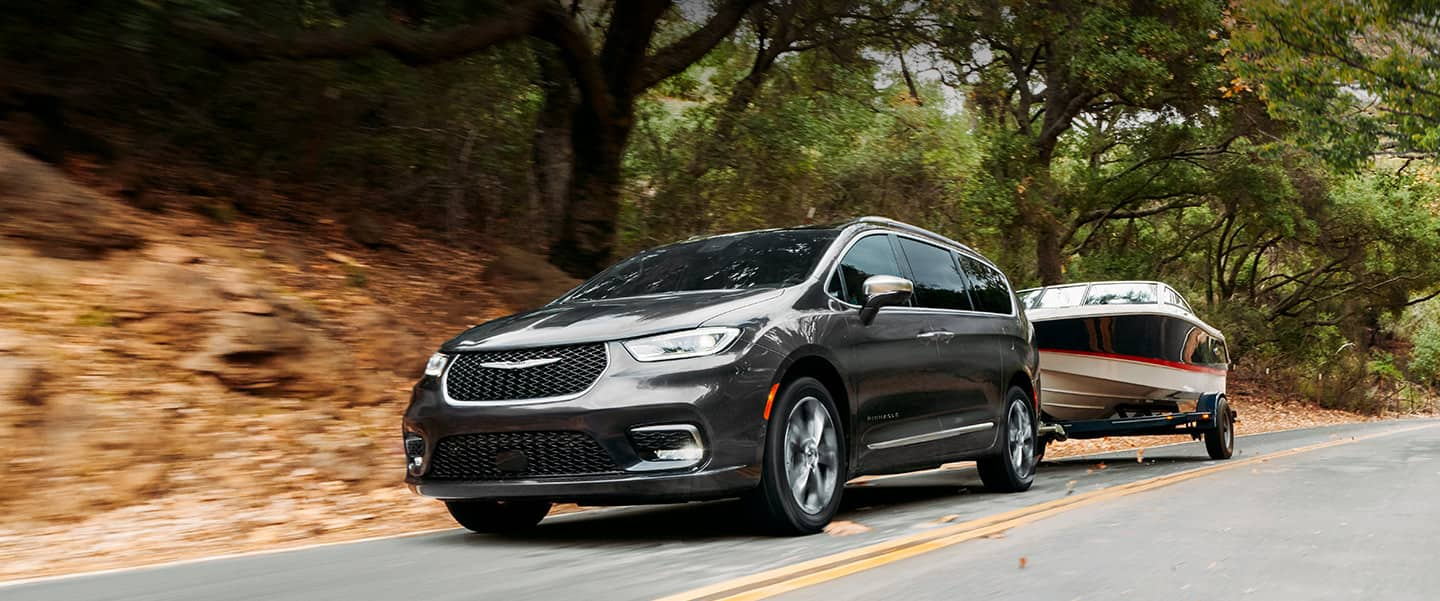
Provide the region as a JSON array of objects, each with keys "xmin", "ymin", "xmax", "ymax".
[{"xmin": 0, "ymin": 141, "xmax": 578, "ymax": 578}]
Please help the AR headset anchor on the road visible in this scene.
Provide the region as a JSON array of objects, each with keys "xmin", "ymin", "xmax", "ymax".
[{"xmin": 6, "ymin": 420, "xmax": 1438, "ymax": 601}]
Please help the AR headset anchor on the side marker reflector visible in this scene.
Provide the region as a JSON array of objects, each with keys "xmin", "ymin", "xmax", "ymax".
[{"xmin": 763, "ymin": 384, "xmax": 780, "ymax": 420}]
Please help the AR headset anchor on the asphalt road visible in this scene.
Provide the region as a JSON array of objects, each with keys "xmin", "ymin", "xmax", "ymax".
[{"xmin": 6, "ymin": 420, "xmax": 1437, "ymax": 601}]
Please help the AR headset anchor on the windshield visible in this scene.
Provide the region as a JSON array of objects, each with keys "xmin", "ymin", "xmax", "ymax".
[
  {"xmin": 564, "ymin": 229, "xmax": 840, "ymax": 302},
  {"xmin": 1025, "ymin": 285, "xmax": 1087, "ymax": 309},
  {"xmin": 1084, "ymin": 282, "xmax": 1157, "ymax": 305}
]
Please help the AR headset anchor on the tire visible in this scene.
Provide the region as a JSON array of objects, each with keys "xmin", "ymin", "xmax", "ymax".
[
  {"xmin": 445, "ymin": 499, "xmax": 551, "ymax": 533},
  {"xmin": 745, "ymin": 376, "xmax": 847, "ymax": 535},
  {"xmin": 977, "ymin": 387, "xmax": 1037, "ymax": 493},
  {"xmin": 1204, "ymin": 396, "xmax": 1235, "ymax": 460}
]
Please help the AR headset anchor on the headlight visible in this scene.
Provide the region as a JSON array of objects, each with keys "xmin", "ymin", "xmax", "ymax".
[
  {"xmin": 424, "ymin": 352, "xmax": 450, "ymax": 377},
  {"xmin": 623, "ymin": 327, "xmax": 741, "ymax": 362}
]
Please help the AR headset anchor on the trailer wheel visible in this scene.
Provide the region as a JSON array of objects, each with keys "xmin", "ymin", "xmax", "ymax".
[{"xmin": 1204, "ymin": 396, "xmax": 1234, "ymax": 460}]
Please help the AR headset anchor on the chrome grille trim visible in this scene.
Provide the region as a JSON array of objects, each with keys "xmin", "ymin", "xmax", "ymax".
[{"xmin": 441, "ymin": 343, "xmax": 610, "ymax": 406}]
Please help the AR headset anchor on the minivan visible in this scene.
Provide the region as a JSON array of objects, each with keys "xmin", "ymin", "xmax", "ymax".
[{"xmin": 403, "ymin": 217, "xmax": 1040, "ymax": 534}]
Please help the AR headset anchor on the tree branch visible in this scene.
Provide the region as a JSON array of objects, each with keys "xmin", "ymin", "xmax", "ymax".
[{"xmin": 637, "ymin": 0, "xmax": 761, "ymax": 90}]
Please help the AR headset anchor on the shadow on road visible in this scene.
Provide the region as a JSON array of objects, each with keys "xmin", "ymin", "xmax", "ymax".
[{"xmin": 422, "ymin": 453, "xmax": 1220, "ymax": 546}]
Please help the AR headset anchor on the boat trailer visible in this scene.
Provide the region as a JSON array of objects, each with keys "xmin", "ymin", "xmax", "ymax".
[{"xmin": 1038, "ymin": 392, "xmax": 1237, "ymax": 460}]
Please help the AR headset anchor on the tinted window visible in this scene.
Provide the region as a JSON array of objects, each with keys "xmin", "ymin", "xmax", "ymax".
[
  {"xmin": 958, "ymin": 255, "xmax": 1013, "ymax": 314},
  {"xmin": 567, "ymin": 229, "xmax": 839, "ymax": 301},
  {"xmin": 897, "ymin": 238, "xmax": 972, "ymax": 311},
  {"xmin": 836, "ymin": 235, "xmax": 903, "ymax": 305},
  {"xmin": 1084, "ymin": 283, "xmax": 1157, "ymax": 305}
]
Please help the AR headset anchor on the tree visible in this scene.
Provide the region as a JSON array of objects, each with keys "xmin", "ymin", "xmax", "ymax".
[
  {"xmin": 647, "ymin": 0, "xmax": 918, "ymax": 236},
  {"xmin": 924, "ymin": 0, "xmax": 1227, "ymax": 284},
  {"xmin": 177, "ymin": 0, "xmax": 759, "ymax": 276},
  {"xmin": 1228, "ymin": 0, "xmax": 1440, "ymax": 168}
]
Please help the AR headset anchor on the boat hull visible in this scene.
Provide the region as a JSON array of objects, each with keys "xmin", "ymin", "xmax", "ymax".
[{"xmin": 1032, "ymin": 312, "xmax": 1227, "ymax": 421}]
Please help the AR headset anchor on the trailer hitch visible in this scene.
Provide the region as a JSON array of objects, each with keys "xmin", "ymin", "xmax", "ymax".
[{"xmin": 1038, "ymin": 423, "xmax": 1068, "ymax": 442}]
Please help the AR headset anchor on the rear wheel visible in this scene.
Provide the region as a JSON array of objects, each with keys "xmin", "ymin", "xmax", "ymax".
[
  {"xmin": 445, "ymin": 499, "xmax": 551, "ymax": 533},
  {"xmin": 977, "ymin": 388, "xmax": 1037, "ymax": 493},
  {"xmin": 1204, "ymin": 396, "xmax": 1235, "ymax": 460},
  {"xmin": 746, "ymin": 376, "xmax": 846, "ymax": 535}
]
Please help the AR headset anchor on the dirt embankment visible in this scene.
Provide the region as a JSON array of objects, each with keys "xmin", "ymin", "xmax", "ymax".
[
  {"xmin": 0, "ymin": 140, "xmax": 1397, "ymax": 581},
  {"xmin": 0, "ymin": 141, "xmax": 581, "ymax": 579}
]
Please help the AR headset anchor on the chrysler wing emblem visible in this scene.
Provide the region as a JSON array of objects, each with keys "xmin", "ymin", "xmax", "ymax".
[{"xmin": 477, "ymin": 357, "xmax": 562, "ymax": 370}]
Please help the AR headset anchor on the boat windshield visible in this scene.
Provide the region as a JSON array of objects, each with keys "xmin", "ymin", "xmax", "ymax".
[
  {"xmin": 1024, "ymin": 284, "xmax": 1087, "ymax": 309},
  {"xmin": 1083, "ymin": 282, "xmax": 1157, "ymax": 305}
]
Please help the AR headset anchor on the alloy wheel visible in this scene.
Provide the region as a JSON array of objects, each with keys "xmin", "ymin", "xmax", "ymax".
[
  {"xmin": 1007, "ymin": 401, "xmax": 1034, "ymax": 476},
  {"xmin": 782, "ymin": 395, "xmax": 839, "ymax": 514}
]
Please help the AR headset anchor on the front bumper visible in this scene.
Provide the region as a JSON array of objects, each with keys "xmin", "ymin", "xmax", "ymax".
[
  {"xmin": 402, "ymin": 341, "xmax": 779, "ymax": 504},
  {"xmin": 409, "ymin": 465, "xmax": 759, "ymax": 504}
]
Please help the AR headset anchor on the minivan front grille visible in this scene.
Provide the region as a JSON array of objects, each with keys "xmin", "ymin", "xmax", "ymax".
[
  {"xmin": 426, "ymin": 431, "xmax": 620, "ymax": 480},
  {"xmin": 445, "ymin": 344, "xmax": 607, "ymax": 402}
]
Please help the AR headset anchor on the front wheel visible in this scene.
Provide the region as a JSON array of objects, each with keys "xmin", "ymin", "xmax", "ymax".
[
  {"xmin": 1204, "ymin": 396, "xmax": 1235, "ymax": 460},
  {"xmin": 746, "ymin": 376, "xmax": 847, "ymax": 535},
  {"xmin": 977, "ymin": 388, "xmax": 1037, "ymax": 493},
  {"xmin": 445, "ymin": 499, "xmax": 551, "ymax": 533}
]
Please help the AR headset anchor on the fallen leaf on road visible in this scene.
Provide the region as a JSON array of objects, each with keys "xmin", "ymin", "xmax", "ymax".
[
  {"xmin": 824, "ymin": 520, "xmax": 872, "ymax": 536},
  {"xmin": 1019, "ymin": 557, "xmax": 1028, "ymax": 569}
]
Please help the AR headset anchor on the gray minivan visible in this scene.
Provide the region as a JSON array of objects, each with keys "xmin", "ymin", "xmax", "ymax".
[{"xmin": 403, "ymin": 217, "xmax": 1039, "ymax": 534}]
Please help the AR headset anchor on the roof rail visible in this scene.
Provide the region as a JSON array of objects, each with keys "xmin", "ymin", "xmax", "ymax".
[
  {"xmin": 845, "ymin": 216, "xmax": 988, "ymax": 263},
  {"xmin": 851, "ymin": 216, "xmax": 909, "ymax": 228}
]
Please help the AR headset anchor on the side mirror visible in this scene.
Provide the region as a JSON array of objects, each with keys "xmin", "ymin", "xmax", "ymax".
[{"xmin": 859, "ymin": 275, "xmax": 913, "ymax": 325}]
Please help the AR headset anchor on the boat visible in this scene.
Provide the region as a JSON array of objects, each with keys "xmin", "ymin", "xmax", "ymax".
[{"xmin": 1018, "ymin": 281, "xmax": 1228, "ymax": 422}]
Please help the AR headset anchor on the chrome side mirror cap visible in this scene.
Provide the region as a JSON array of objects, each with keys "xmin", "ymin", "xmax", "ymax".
[{"xmin": 859, "ymin": 275, "xmax": 913, "ymax": 324}]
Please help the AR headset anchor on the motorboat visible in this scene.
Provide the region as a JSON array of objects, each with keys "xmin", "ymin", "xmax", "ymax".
[{"xmin": 1018, "ymin": 281, "xmax": 1228, "ymax": 421}]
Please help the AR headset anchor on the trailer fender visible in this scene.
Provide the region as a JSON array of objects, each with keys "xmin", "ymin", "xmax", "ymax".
[{"xmin": 1197, "ymin": 392, "xmax": 1229, "ymax": 430}]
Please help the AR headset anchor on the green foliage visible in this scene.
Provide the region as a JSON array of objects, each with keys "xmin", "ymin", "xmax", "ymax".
[
  {"xmin": 1229, "ymin": 0, "xmax": 1440, "ymax": 165},
  {"xmin": 1412, "ymin": 324, "xmax": 1440, "ymax": 385}
]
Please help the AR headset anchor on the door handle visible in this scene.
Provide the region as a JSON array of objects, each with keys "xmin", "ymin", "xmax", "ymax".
[{"xmin": 917, "ymin": 331, "xmax": 956, "ymax": 340}]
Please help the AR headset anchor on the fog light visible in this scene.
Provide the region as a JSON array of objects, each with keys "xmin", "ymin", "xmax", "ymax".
[
  {"xmin": 629, "ymin": 425, "xmax": 704, "ymax": 464},
  {"xmin": 653, "ymin": 447, "xmax": 704, "ymax": 461},
  {"xmin": 404, "ymin": 432, "xmax": 426, "ymax": 475}
]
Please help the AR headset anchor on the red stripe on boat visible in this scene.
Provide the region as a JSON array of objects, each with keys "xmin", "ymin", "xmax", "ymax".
[{"xmin": 1039, "ymin": 348, "xmax": 1227, "ymax": 375}]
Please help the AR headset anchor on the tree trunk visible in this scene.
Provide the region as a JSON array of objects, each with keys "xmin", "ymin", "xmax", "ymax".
[
  {"xmin": 529, "ymin": 48, "xmax": 575, "ymax": 250},
  {"xmin": 548, "ymin": 106, "xmax": 632, "ymax": 277},
  {"xmin": 1035, "ymin": 216, "xmax": 1064, "ymax": 285}
]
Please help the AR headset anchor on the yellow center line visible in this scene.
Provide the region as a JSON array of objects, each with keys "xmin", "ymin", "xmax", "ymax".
[{"xmin": 657, "ymin": 422, "xmax": 1439, "ymax": 601}]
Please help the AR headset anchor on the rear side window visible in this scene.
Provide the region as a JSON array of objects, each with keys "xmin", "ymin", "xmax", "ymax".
[
  {"xmin": 896, "ymin": 238, "xmax": 972, "ymax": 311},
  {"xmin": 958, "ymin": 255, "xmax": 1013, "ymax": 314},
  {"xmin": 836, "ymin": 235, "xmax": 903, "ymax": 305}
]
